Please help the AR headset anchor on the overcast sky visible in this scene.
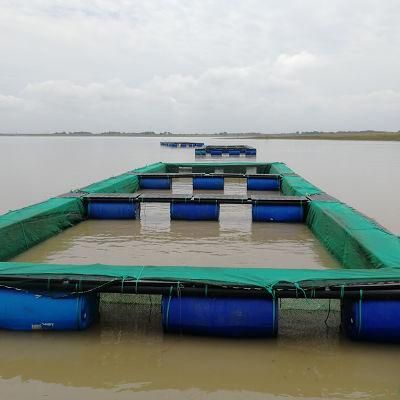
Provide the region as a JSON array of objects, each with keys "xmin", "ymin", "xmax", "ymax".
[{"xmin": 0, "ymin": 0, "xmax": 399, "ymax": 133}]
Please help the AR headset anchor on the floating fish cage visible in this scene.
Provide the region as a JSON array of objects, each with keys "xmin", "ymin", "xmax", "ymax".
[
  {"xmin": 195, "ymin": 145, "xmax": 257, "ymax": 157},
  {"xmin": 161, "ymin": 141, "xmax": 204, "ymax": 148},
  {"xmin": 0, "ymin": 161, "xmax": 400, "ymax": 343}
]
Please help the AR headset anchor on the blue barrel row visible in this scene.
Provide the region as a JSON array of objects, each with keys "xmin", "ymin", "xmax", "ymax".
[
  {"xmin": 161, "ymin": 142, "xmax": 204, "ymax": 148},
  {"xmin": 87, "ymin": 201, "xmax": 304, "ymax": 222},
  {"xmin": 139, "ymin": 176, "xmax": 280, "ymax": 191},
  {"xmin": 0, "ymin": 288, "xmax": 398, "ymax": 341},
  {"xmin": 195, "ymin": 148, "xmax": 256, "ymax": 156},
  {"xmin": 162, "ymin": 296, "xmax": 400, "ymax": 341}
]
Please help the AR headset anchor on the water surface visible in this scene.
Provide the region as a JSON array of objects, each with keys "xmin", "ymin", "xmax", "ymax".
[
  {"xmin": 1, "ymin": 137, "xmax": 400, "ymax": 399},
  {"xmin": 1, "ymin": 137, "xmax": 399, "ymax": 233},
  {"xmin": 13, "ymin": 179, "xmax": 339, "ymax": 269}
]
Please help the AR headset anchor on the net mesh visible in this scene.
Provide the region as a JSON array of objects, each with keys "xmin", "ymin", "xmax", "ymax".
[{"xmin": 99, "ymin": 294, "xmax": 341, "ymax": 338}]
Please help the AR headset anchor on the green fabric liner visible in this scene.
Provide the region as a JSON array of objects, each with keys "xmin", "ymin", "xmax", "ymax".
[
  {"xmin": 307, "ymin": 201, "xmax": 400, "ymax": 269},
  {"xmin": 0, "ymin": 162, "xmax": 165, "ymax": 261},
  {"xmin": 269, "ymin": 162, "xmax": 322, "ymax": 196},
  {"xmin": 269, "ymin": 162, "xmax": 400, "ymax": 269},
  {"xmin": 0, "ymin": 198, "xmax": 85, "ymax": 261},
  {"xmin": 280, "ymin": 175, "xmax": 322, "ymax": 196},
  {"xmin": 1, "ymin": 263, "xmax": 400, "ymax": 290},
  {"xmin": 268, "ymin": 162, "xmax": 297, "ymax": 175},
  {"xmin": 0, "ymin": 161, "xmax": 399, "ymax": 288},
  {"xmin": 82, "ymin": 162, "xmax": 166, "ymax": 193}
]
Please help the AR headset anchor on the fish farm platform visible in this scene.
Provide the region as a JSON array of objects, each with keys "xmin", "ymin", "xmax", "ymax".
[
  {"xmin": 0, "ymin": 161, "xmax": 400, "ymax": 340},
  {"xmin": 160, "ymin": 141, "xmax": 204, "ymax": 147},
  {"xmin": 195, "ymin": 145, "xmax": 257, "ymax": 156}
]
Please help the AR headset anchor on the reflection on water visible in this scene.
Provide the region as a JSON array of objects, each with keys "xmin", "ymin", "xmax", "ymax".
[
  {"xmin": 12, "ymin": 204, "xmax": 339, "ymax": 269},
  {"xmin": 13, "ymin": 180, "xmax": 339, "ymax": 268}
]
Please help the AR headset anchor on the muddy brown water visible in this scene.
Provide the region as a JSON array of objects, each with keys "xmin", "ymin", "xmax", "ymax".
[
  {"xmin": 13, "ymin": 179, "xmax": 339, "ymax": 269},
  {"xmin": 1, "ymin": 137, "xmax": 400, "ymax": 399}
]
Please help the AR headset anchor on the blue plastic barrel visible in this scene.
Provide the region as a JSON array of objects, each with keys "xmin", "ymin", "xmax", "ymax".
[
  {"xmin": 247, "ymin": 177, "xmax": 280, "ymax": 191},
  {"xmin": 162, "ymin": 296, "xmax": 278, "ymax": 337},
  {"xmin": 210, "ymin": 150, "xmax": 222, "ymax": 156},
  {"xmin": 193, "ymin": 176, "xmax": 224, "ymax": 190},
  {"xmin": 0, "ymin": 289, "xmax": 98, "ymax": 331},
  {"xmin": 229, "ymin": 150, "xmax": 241, "ymax": 156},
  {"xmin": 88, "ymin": 201, "xmax": 139, "ymax": 219},
  {"xmin": 245, "ymin": 149, "xmax": 257, "ymax": 156},
  {"xmin": 252, "ymin": 204, "xmax": 304, "ymax": 222},
  {"xmin": 341, "ymin": 299, "xmax": 400, "ymax": 342},
  {"xmin": 139, "ymin": 177, "xmax": 171, "ymax": 190},
  {"xmin": 170, "ymin": 202, "xmax": 220, "ymax": 220}
]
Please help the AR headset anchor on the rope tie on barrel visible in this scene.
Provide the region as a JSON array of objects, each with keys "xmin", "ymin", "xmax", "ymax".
[
  {"xmin": 294, "ymin": 282, "xmax": 307, "ymax": 299},
  {"xmin": 272, "ymin": 290, "xmax": 276, "ymax": 334},
  {"xmin": 263, "ymin": 285, "xmax": 277, "ymax": 334},
  {"xmin": 340, "ymin": 285, "xmax": 345, "ymax": 300},
  {"xmin": 177, "ymin": 281, "xmax": 182, "ymax": 333},
  {"xmin": 75, "ymin": 288, "xmax": 80, "ymax": 325},
  {"xmin": 358, "ymin": 289, "xmax": 363, "ymax": 338},
  {"xmin": 165, "ymin": 286, "xmax": 174, "ymax": 330},
  {"xmin": 135, "ymin": 266, "xmax": 145, "ymax": 294}
]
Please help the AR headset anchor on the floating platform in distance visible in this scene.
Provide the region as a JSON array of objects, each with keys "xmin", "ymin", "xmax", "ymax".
[
  {"xmin": 195, "ymin": 145, "xmax": 257, "ymax": 156},
  {"xmin": 161, "ymin": 141, "xmax": 204, "ymax": 148}
]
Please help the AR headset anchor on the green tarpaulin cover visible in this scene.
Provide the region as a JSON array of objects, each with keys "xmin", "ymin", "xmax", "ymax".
[{"xmin": 0, "ymin": 263, "xmax": 400, "ymax": 290}]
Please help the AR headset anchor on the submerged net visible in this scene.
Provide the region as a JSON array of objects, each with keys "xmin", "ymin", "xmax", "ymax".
[
  {"xmin": 99, "ymin": 294, "xmax": 163, "ymax": 334},
  {"xmin": 99, "ymin": 293, "xmax": 341, "ymax": 339}
]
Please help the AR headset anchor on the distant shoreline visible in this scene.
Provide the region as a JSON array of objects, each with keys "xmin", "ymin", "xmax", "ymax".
[
  {"xmin": 0, "ymin": 131, "xmax": 399, "ymax": 141},
  {"xmin": 253, "ymin": 133, "xmax": 400, "ymax": 141}
]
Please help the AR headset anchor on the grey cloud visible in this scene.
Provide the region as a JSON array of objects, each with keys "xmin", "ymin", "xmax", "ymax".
[{"xmin": 0, "ymin": 0, "xmax": 399, "ymax": 132}]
